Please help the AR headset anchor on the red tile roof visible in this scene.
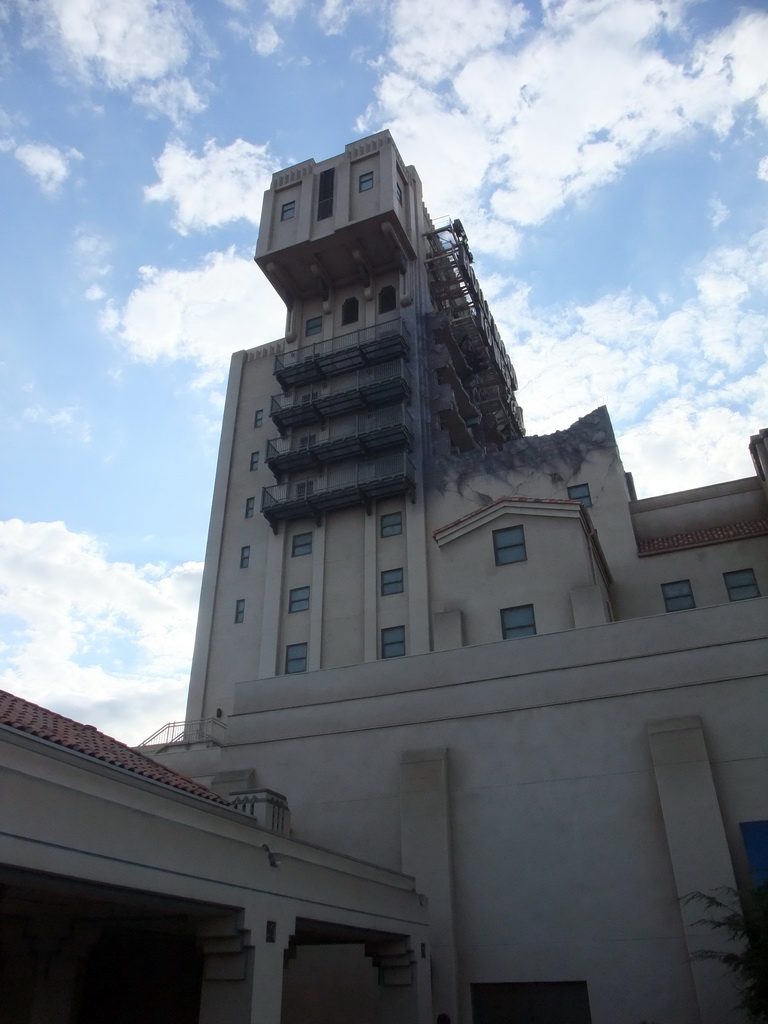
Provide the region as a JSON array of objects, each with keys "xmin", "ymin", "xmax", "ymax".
[
  {"xmin": 637, "ymin": 518, "xmax": 768, "ymax": 556},
  {"xmin": 0, "ymin": 689, "xmax": 229, "ymax": 805}
]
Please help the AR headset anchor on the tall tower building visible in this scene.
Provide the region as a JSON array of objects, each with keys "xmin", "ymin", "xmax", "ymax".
[{"xmin": 160, "ymin": 130, "xmax": 768, "ymax": 1024}]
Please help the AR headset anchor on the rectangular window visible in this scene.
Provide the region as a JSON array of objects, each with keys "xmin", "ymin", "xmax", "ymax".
[
  {"xmin": 380, "ymin": 511, "xmax": 402, "ymax": 537},
  {"xmin": 234, "ymin": 598, "xmax": 245, "ymax": 624},
  {"xmin": 381, "ymin": 568, "xmax": 404, "ymax": 595},
  {"xmin": 240, "ymin": 546, "xmax": 250, "ymax": 568},
  {"xmin": 295, "ymin": 479, "xmax": 314, "ymax": 498},
  {"xmin": 661, "ymin": 579, "xmax": 695, "ymax": 612},
  {"xmin": 250, "ymin": 451, "xmax": 260, "ymax": 471},
  {"xmin": 285, "ymin": 642, "xmax": 307, "ymax": 673},
  {"xmin": 359, "ymin": 171, "xmax": 374, "ymax": 191},
  {"xmin": 724, "ymin": 568, "xmax": 760, "ymax": 601},
  {"xmin": 292, "ymin": 532, "xmax": 312, "ymax": 556},
  {"xmin": 396, "ymin": 183, "xmax": 403, "ymax": 204},
  {"xmin": 493, "ymin": 525, "xmax": 526, "ymax": 565},
  {"xmin": 289, "ymin": 586, "xmax": 310, "ymax": 612},
  {"xmin": 317, "ymin": 168, "xmax": 334, "ymax": 220},
  {"xmin": 305, "ymin": 315, "xmax": 322, "ymax": 336},
  {"xmin": 280, "ymin": 200, "xmax": 295, "ymax": 221},
  {"xmin": 254, "ymin": 409, "xmax": 263, "ymax": 428},
  {"xmin": 500, "ymin": 604, "xmax": 536, "ymax": 639},
  {"xmin": 567, "ymin": 483, "xmax": 592, "ymax": 507},
  {"xmin": 245, "ymin": 497, "xmax": 255, "ymax": 518},
  {"xmin": 381, "ymin": 625, "xmax": 405, "ymax": 659}
]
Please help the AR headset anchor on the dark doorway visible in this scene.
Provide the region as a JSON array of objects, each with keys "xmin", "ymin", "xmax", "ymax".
[
  {"xmin": 471, "ymin": 981, "xmax": 592, "ymax": 1024},
  {"xmin": 75, "ymin": 928, "xmax": 203, "ymax": 1024}
]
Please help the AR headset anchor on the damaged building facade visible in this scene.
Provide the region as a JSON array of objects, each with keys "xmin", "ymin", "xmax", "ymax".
[{"xmin": 149, "ymin": 131, "xmax": 768, "ymax": 1024}]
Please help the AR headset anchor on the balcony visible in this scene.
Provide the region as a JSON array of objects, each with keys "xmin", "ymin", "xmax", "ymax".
[
  {"xmin": 274, "ymin": 318, "xmax": 410, "ymax": 389},
  {"xmin": 270, "ymin": 359, "xmax": 411, "ymax": 433},
  {"xmin": 265, "ymin": 406, "xmax": 414, "ymax": 477},
  {"xmin": 261, "ymin": 453, "xmax": 417, "ymax": 528}
]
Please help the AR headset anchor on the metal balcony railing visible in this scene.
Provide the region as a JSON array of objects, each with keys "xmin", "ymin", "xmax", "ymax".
[
  {"xmin": 274, "ymin": 318, "xmax": 410, "ymax": 389},
  {"xmin": 261, "ymin": 452, "xmax": 416, "ymax": 527},
  {"xmin": 270, "ymin": 359, "xmax": 411, "ymax": 433},
  {"xmin": 265, "ymin": 406, "xmax": 414, "ymax": 477},
  {"xmin": 139, "ymin": 717, "xmax": 226, "ymax": 748}
]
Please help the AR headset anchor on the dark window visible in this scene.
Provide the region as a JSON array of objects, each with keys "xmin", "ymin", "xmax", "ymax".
[
  {"xmin": 245, "ymin": 497, "xmax": 255, "ymax": 518},
  {"xmin": 317, "ymin": 168, "xmax": 334, "ymax": 220},
  {"xmin": 280, "ymin": 200, "xmax": 295, "ymax": 221},
  {"xmin": 396, "ymin": 182, "xmax": 403, "ymax": 204},
  {"xmin": 250, "ymin": 451, "xmax": 260, "ymax": 471},
  {"xmin": 493, "ymin": 525, "xmax": 526, "ymax": 565},
  {"xmin": 298, "ymin": 433, "xmax": 316, "ymax": 449},
  {"xmin": 285, "ymin": 642, "xmax": 307, "ymax": 673},
  {"xmin": 234, "ymin": 599, "xmax": 245, "ymax": 624},
  {"xmin": 254, "ymin": 409, "xmax": 263, "ymax": 428},
  {"xmin": 380, "ymin": 511, "xmax": 402, "ymax": 537},
  {"xmin": 378, "ymin": 285, "xmax": 397, "ymax": 314},
  {"xmin": 381, "ymin": 568, "xmax": 404, "ymax": 595},
  {"xmin": 381, "ymin": 625, "xmax": 405, "ymax": 659},
  {"xmin": 471, "ymin": 982, "xmax": 592, "ymax": 1024},
  {"xmin": 341, "ymin": 297, "xmax": 359, "ymax": 325},
  {"xmin": 359, "ymin": 171, "xmax": 374, "ymax": 191},
  {"xmin": 500, "ymin": 604, "xmax": 536, "ymax": 639},
  {"xmin": 662, "ymin": 579, "xmax": 695, "ymax": 612},
  {"xmin": 292, "ymin": 532, "xmax": 312, "ymax": 556},
  {"xmin": 724, "ymin": 568, "xmax": 760, "ymax": 601},
  {"xmin": 295, "ymin": 479, "xmax": 314, "ymax": 498},
  {"xmin": 305, "ymin": 315, "xmax": 322, "ymax": 336},
  {"xmin": 240, "ymin": 546, "xmax": 250, "ymax": 568},
  {"xmin": 568, "ymin": 483, "xmax": 592, "ymax": 507},
  {"xmin": 289, "ymin": 586, "xmax": 310, "ymax": 612}
]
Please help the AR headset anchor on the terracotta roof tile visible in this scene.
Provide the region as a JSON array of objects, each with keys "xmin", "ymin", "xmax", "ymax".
[
  {"xmin": 0, "ymin": 689, "xmax": 229, "ymax": 805},
  {"xmin": 637, "ymin": 518, "xmax": 768, "ymax": 556}
]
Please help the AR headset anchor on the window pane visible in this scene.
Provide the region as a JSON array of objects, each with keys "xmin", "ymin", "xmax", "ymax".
[
  {"xmin": 317, "ymin": 168, "xmax": 334, "ymax": 220},
  {"xmin": 381, "ymin": 568, "xmax": 404, "ymax": 595},
  {"xmin": 380, "ymin": 512, "xmax": 402, "ymax": 537},
  {"xmin": 378, "ymin": 286, "xmax": 397, "ymax": 314},
  {"xmin": 292, "ymin": 532, "xmax": 312, "ymax": 556},
  {"xmin": 381, "ymin": 626, "xmax": 405, "ymax": 659},
  {"xmin": 500, "ymin": 605, "xmax": 536, "ymax": 639},
  {"xmin": 661, "ymin": 580, "xmax": 695, "ymax": 611},
  {"xmin": 289, "ymin": 586, "xmax": 310, "ymax": 612},
  {"xmin": 285, "ymin": 643, "xmax": 307, "ymax": 673},
  {"xmin": 305, "ymin": 316, "xmax": 322, "ymax": 336},
  {"xmin": 341, "ymin": 297, "xmax": 359, "ymax": 325},
  {"xmin": 567, "ymin": 483, "xmax": 592, "ymax": 507},
  {"xmin": 724, "ymin": 569, "xmax": 760, "ymax": 601},
  {"xmin": 234, "ymin": 599, "xmax": 245, "ymax": 624},
  {"xmin": 254, "ymin": 409, "xmax": 263, "ymax": 428},
  {"xmin": 250, "ymin": 451, "xmax": 260, "ymax": 471},
  {"xmin": 280, "ymin": 200, "xmax": 295, "ymax": 221},
  {"xmin": 240, "ymin": 546, "xmax": 250, "ymax": 568},
  {"xmin": 493, "ymin": 526, "xmax": 526, "ymax": 565},
  {"xmin": 245, "ymin": 497, "xmax": 255, "ymax": 518}
]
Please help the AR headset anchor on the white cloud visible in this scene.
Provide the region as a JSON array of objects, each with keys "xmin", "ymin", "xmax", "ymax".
[
  {"xmin": 73, "ymin": 226, "xmax": 112, "ymax": 278},
  {"xmin": 362, "ymin": 1, "xmax": 768, "ymax": 230},
  {"xmin": 759, "ymin": 156, "xmax": 768, "ymax": 182},
  {"xmin": 145, "ymin": 138, "xmax": 277, "ymax": 233},
  {"xmin": 267, "ymin": 0, "xmax": 303, "ymax": 17},
  {"xmin": 21, "ymin": 404, "xmax": 92, "ymax": 442},
  {"xmin": 102, "ymin": 247, "xmax": 286, "ymax": 385},
  {"xmin": 0, "ymin": 519, "xmax": 202, "ymax": 744},
  {"xmin": 133, "ymin": 75, "xmax": 206, "ymax": 122},
  {"xmin": 14, "ymin": 141, "xmax": 82, "ymax": 195},
  {"xmin": 709, "ymin": 197, "xmax": 729, "ymax": 228},
  {"xmin": 252, "ymin": 21, "xmax": 281, "ymax": 55}
]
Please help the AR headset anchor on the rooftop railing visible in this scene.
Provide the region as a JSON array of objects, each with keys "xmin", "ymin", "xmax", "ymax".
[{"xmin": 139, "ymin": 717, "xmax": 226, "ymax": 748}]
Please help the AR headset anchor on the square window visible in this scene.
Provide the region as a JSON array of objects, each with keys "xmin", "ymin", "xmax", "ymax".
[
  {"xmin": 359, "ymin": 171, "xmax": 374, "ymax": 192},
  {"xmin": 234, "ymin": 598, "xmax": 245, "ymax": 624},
  {"xmin": 493, "ymin": 525, "xmax": 526, "ymax": 565},
  {"xmin": 396, "ymin": 183, "xmax": 403, "ymax": 204},
  {"xmin": 292, "ymin": 532, "xmax": 312, "ymax": 556},
  {"xmin": 289, "ymin": 586, "xmax": 310, "ymax": 612},
  {"xmin": 250, "ymin": 451, "xmax": 260, "ymax": 471},
  {"xmin": 381, "ymin": 568, "xmax": 404, "ymax": 595},
  {"xmin": 380, "ymin": 512, "xmax": 402, "ymax": 537},
  {"xmin": 500, "ymin": 604, "xmax": 536, "ymax": 639},
  {"xmin": 254, "ymin": 409, "xmax": 263, "ymax": 428},
  {"xmin": 280, "ymin": 200, "xmax": 295, "ymax": 221},
  {"xmin": 285, "ymin": 642, "xmax": 307, "ymax": 673},
  {"xmin": 381, "ymin": 625, "xmax": 405, "ymax": 659},
  {"xmin": 724, "ymin": 568, "xmax": 760, "ymax": 601},
  {"xmin": 245, "ymin": 497, "xmax": 255, "ymax": 518},
  {"xmin": 661, "ymin": 579, "xmax": 695, "ymax": 612},
  {"xmin": 240, "ymin": 546, "xmax": 250, "ymax": 568},
  {"xmin": 567, "ymin": 483, "xmax": 592, "ymax": 507},
  {"xmin": 305, "ymin": 315, "xmax": 322, "ymax": 336}
]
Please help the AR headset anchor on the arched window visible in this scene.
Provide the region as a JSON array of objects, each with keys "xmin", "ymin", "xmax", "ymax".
[
  {"xmin": 341, "ymin": 297, "xmax": 359, "ymax": 325},
  {"xmin": 378, "ymin": 285, "xmax": 397, "ymax": 314}
]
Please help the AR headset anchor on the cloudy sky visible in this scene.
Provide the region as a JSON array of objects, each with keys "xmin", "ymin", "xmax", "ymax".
[{"xmin": 2, "ymin": 0, "xmax": 767, "ymax": 744}]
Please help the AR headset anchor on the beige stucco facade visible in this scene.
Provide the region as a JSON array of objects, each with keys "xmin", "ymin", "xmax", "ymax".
[{"xmin": 149, "ymin": 131, "xmax": 768, "ymax": 1023}]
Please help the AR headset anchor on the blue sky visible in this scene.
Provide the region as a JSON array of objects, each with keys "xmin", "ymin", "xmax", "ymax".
[{"xmin": 1, "ymin": 0, "xmax": 767, "ymax": 744}]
